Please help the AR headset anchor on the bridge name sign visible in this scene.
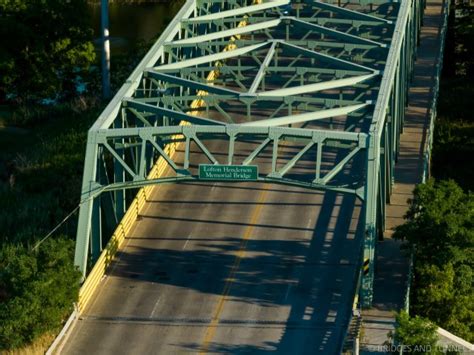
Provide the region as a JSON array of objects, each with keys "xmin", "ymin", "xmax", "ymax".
[{"xmin": 198, "ymin": 164, "xmax": 258, "ymax": 181}]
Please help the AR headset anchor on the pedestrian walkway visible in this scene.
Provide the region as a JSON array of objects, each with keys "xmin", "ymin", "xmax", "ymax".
[{"xmin": 360, "ymin": 1, "xmax": 447, "ymax": 352}]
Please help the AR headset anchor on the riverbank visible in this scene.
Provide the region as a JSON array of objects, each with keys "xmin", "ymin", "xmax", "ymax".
[{"xmin": 86, "ymin": 0, "xmax": 183, "ymax": 52}]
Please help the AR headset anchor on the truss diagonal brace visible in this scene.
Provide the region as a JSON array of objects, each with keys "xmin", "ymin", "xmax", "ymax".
[
  {"xmin": 248, "ymin": 41, "xmax": 278, "ymax": 94},
  {"xmin": 242, "ymin": 103, "xmax": 368, "ymax": 127},
  {"xmin": 309, "ymin": 0, "xmax": 393, "ymax": 25},
  {"xmin": 123, "ymin": 99, "xmax": 225, "ymax": 126},
  {"xmin": 290, "ymin": 18, "xmax": 387, "ymax": 48},
  {"xmin": 281, "ymin": 42, "xmax": 378, "ymax": 73},
  {"xmin": 144, "ymin": 134, "xmax": 181, "ymax": 172},
  {"xmin": 156, "ymin": 42, "xmax": 269, "ymax": 71},
  {"xmin": 171, "ymin": 19, "xmax": 281, "ymax": 45},
  {"xmin": 243, "ymin": 138, "xmax": 272, "ymax": 165},
  {"xmin": 102, "ymin": 141, "xmax": 137, "ymax": 179},
  {"xmin": 191, "ymin": 134, "xmax": 219, "ymax": 165},
  {"xmin": 272, "ymin": 140, "xmax": 316, "ymax": 177},
  {"xmin": 145, "ymin": 71, "xmax": 241, "ymax": 96},
  {"xmin": 185, "ymin": 0, "xmax": 290, "ymax": 22},
  {"xmin": 320, "ymin": 146, "xmax": 362, "ymax": 184},
  {"xmin": 258, "ymin": 73, "xmax": 378, "ymax": 97}
]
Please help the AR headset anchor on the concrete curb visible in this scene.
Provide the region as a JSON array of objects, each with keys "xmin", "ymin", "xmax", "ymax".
[
  {"xmin": 46, "ymin": 306, "xmax": 78, "ymax": 355},
  {"xmin": 436, "ymin": 327, "xmax": 474, "ymax": 353}
]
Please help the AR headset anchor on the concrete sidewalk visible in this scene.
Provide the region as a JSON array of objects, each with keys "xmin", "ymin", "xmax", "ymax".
[{"xmin": 360, "ymin": 0, "xmax": 447, "ymax": 353}]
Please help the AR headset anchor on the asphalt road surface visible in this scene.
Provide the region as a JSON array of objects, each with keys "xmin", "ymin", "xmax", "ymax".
[
  {"xmin": 62, "ymin": 15, "xmax": 369, "ymax": 354},
  {"xmin": 62, "ymin": 171, "xmax": 364, "ymax": 354}
]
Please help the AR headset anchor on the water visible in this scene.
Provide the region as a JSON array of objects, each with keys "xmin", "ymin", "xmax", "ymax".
[{"xmin": 87, "ymin": 1, "xmax": 183, "ymax": 52}]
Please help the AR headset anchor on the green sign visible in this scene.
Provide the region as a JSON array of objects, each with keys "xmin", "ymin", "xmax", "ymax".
[{"xmin": 198, "ymin": 164, "xmax": 258, "ymax": 181}]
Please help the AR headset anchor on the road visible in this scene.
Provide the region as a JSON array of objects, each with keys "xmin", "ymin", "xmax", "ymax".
[
  {"xmin": 63, "ymin": 9, "xmax": 371, "ymax": 353},
  {"xmin": 63, "ymin": 171, "xmax": 363, "ymax": 354}
]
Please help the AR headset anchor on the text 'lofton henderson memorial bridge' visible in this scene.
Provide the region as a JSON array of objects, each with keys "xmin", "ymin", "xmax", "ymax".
[{"xmin": 69, "ymin": 0, "xmax": 427, "ymax": 353}]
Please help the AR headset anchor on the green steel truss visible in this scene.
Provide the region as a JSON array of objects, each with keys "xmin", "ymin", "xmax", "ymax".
[{"xmin": 75, "ymin": 0, "xmax": 424, "ymax": 308}]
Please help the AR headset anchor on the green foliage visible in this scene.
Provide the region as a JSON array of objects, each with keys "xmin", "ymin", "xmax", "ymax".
[
  {"xmin": 0, "ymin": 0, "xmax": 95, "ymax": 102},
  {"xmin": 453, "ymin": 4, "xmax": 474, "ymax": 77},
  {"xmin": 0, "ymin": 100, "xmax": 100, "ymax": 245},
  {"xmin": 390, "ymin": 311, "xmax": 440, "ymax": 354},
  {"xmin": 433, "ymin": 3, "xmax": 474, "ymax": 192},
  {"xmin": 394, "ymin": 179, "xmax": 474, "ymax": 342},
  {"xmin": 432, "ymin": 82, "xmax": 474, "ymax": 191},
  {"xmin": 0, "ymin": 2, "xmax": 164, "ymax": 351},
  {"xmin": 0, "ymin": 238, "xmax": 81, "ymax": 350},
  {"xmin": 395, "ymin": 179, "xmax": 473, "ymax": 265}
]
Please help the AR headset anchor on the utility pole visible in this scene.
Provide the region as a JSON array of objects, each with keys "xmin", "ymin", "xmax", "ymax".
[{"xmin": 101, "ymin": 0, "xmax": 111, "ymax": 100}]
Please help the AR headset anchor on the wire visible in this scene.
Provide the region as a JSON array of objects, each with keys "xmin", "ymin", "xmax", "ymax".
[{"xmin": 31, "ymin": 205, "xmax": 81, "ymax": 251}]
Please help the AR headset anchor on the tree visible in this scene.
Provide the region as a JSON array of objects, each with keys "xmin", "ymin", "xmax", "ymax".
[
  {"xmin": 394, "ymin": 179, "xmax": 474, "ymax": 267},
  {"xmin": 0, "ymin": 0, "xmax": 96, "ymax": 103},
  {"xmin": 390, "ymin": 311, "xmax": 440, "ymax": 354},
  {"xmin": 0, "ymin": 237, "xmax": 81, "ymax": 350},
  {"xmin": 454, "ymin": 2, "xmax": 474, "ymax": 77},
  {"xmin": 394, "ymin": 179, "xmax": 474, "ymax": 342}
]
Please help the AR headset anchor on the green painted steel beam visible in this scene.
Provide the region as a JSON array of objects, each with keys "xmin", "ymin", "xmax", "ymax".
[
  {"xmin": 164, "ymin": 36, "xmax": 387, "ymax": 51},
  {"xmin": 241, "ymin": 103, "xmax": 368, "ymax": 127},
  {"xmin": 280, "ymin": 42, "xmax": 377, "ymax": 73},
  {"xmin": 361, "ymin": 0, "xmax": 419, "ymax": 308},
  {"xmin": 154, "ymin": 42, "xmax": 268, "ymax": 70},
  {"xmin": 130, "ymin": 93, "xmax": 365, "ymax": 108},
  {"xmin": 171, "ymin": 19, "xmax": 280, "ymax": 45},
  {"xmin": 290, "ymin": 17, "xmax": 387, "ymax": 48},
  {"xmin": 308, "ymin": 0, "xmax": 393, "ymax": 25},
  {"xmin": 249, "ymin": 41, "xmax": 277, "ymax": 93},
  {"xmin": 294, "ymin": 17, "xmax": 390, "ymax": 28},
  {"xmin": 90, "ymin": 0, "xmax": 196, "ymax": 131},
  {"xmin": 145, "ymin": 70, "xmax": 241, "ymax": 96},
  {"xmin": 321, "ymin": 146, "xmax": 361, "ymax": 184},
  {"xmin": 75, "ymin": 0, "xmax": 421, "ymax": 318},
  {"xmin": 123, "ymin": 99, "xmax": 226, "ymax": 126},
  {"xmin": 257, "ymin": 73, "xmax": 377, "ymax": 97},
  {"xmin": 91, "ymin": 175, "xmax": 363, "ymax": 200},
  {"xmin": 371, "ymin": 0, "xmax": 412, "ymax": 134},
  {"xmin": 183, "ymin": 15, "xmax": 389, "ymax": 28},
  {"xmin": 186, "ymin": 0, "xmax": 289, "ymax": 22},
  {"xmin": 95, "ymin": 124, "xmax": 366, "ymax": 143}
]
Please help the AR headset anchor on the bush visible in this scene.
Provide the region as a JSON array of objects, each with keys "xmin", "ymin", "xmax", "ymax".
[
  {"xmin": 0, "ymin": 238, "xmax": 81, "ymax": 350},
  {"xmin": 394, "ymin": 179, "xmax": 474, "ymax": 341},
  {"xmin": 390, "ymin": 311, "xmax": 439, "ymax": 354}
]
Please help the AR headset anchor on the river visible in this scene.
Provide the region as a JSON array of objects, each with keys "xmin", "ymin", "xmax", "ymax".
[{"xmin": 87, "ymin": 1, "xmax": 184, "ymax": 52}]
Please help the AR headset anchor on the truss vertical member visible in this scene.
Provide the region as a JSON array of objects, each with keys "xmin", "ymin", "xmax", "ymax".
[{"xmin": 74, "ymin": 0, "xmax": 424, "ymax": 310}]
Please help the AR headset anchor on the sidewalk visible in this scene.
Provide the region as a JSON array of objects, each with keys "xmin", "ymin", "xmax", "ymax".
[{"xmin": 360, "ymin": 1, "xmax": 447, "ymax": 352}]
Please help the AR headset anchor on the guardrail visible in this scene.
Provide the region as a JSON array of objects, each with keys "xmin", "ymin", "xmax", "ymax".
[
  {"xmin": 77, "ymin": 141, "xmax": 179, "ymax": 311},
  {"xmin": 402, "ymin": 0, "xmax": 450, "ymax": 315},
  {"xmin": 46, "ymin": 306, "xmax": 78, "ymax": 355},
  {"xmin": 76, "ymin": 0, "xmax": 259, "ymax": 314},
  {"xmin": 77, "ymin": 8, "xmax": 253, "ymax": 317},
  {"xmin": 421, "ymin": 0, "xmax": 449, "ymax": 185},
  {"xmin": 47, "ymin": 72, "xmax": 215, "ymax": 354},
  {"xmin": 339, "ymin": 241, "xmax": 364, "ymax": 354}
]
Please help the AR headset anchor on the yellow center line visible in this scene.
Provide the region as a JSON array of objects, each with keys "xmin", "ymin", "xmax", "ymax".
[
  {"xmin": 199, "ymin": 187, "xmax": 268, "ymax": 354},
  {"xmin": 198, "ymin": 2, "xmax": 264, "ymax": 352}
]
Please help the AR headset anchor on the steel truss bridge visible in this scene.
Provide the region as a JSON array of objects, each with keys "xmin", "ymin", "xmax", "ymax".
[{"xmin": 75, "ymin": 0, "xmax": 424, "ymax": 313}]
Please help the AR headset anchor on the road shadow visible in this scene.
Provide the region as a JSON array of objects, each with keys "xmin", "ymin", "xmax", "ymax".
[{"xmin": 93, "ymin": 180, "xmax": 365, "ymax": 354}]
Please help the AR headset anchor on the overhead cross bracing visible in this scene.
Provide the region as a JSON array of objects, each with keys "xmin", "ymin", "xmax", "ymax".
[
  {"xmin": 96, "ymin": 0, "xmax": 397, "ymax": 190},
  {"xmin": 75, "ymin": 0, "xmax": 423, "ymax": 311}
]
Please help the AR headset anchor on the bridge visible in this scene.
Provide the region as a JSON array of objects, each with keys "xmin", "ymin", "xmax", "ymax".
[{"xmin": 59, "ymin": 0, "xmax": 444, "ymax": 353}]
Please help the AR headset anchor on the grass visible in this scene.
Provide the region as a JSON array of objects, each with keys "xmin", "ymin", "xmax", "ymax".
[
  {"xmin": 5, "ymin": 332, "xmax": 56, "ymax": 355},
  {"xmin": 0, "ymin": 98, "xmax": 101, "ymax": 244},
  {"xmin": 0, "ymin": 35, "xmax": 156, "ymax": 350}
]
